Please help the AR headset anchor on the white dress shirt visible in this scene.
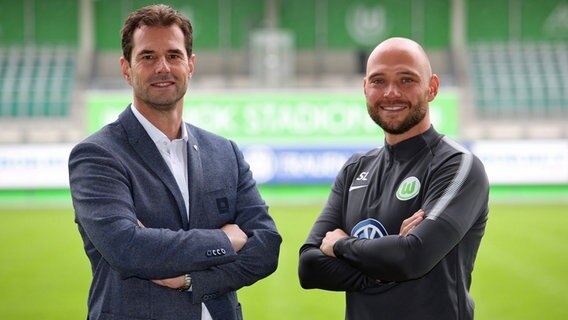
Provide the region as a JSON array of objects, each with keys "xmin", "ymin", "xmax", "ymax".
[{"xmin": 131, "ymin": 105, "xmax": 213, "ymax": 320}]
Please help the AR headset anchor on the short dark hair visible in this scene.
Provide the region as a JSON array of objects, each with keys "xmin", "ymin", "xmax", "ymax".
[{"xmin": 120, "ymin": 4, "xmax": 193, "ymax": 63}]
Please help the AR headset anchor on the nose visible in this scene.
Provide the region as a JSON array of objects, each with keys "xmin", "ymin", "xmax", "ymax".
[
  {"xmin": 383, "ymin": 83, "xmax": 401, "ymax": 98},
  {"xmin": 155, "ymin": 56, "xmax": 171, "ymax": 73}
]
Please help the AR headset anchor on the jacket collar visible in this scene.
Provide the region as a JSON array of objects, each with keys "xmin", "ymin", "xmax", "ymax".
[{"xmin": 384, "ymin": 126, "xmax": 441, "ymax": 162}]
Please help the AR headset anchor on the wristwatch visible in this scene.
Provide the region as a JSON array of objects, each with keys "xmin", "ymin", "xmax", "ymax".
[{"xmin": 177, "ymin": 274, "xmax": 192, "ymax": 292}]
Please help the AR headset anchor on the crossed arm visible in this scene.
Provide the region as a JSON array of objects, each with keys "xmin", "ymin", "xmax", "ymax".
[
  {"xmin": 319, "ymin": 209, "xmax": 425, "ymax": 258},
  {"xmin": 139, "ymin": 221, "xmax": 249, "ymax": 289},
  {"xmin": 299, "ymin": 154, "xmax": 488, "ymax": 288},
  {"xmin": 297, "ymin": 209, "xmax": 427, "ymax": 292}
]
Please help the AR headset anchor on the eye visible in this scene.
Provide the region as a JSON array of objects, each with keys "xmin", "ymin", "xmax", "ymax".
[
  {"xmin": 401, "ymin": 78, "xmax": 414, "ymax": 84},
  {"xmin": 141, "ymin": 54, "xmax": 154, "ymax": 60},
  {"xmin": 168, "ymin": 53, "xmax": 184, "ymax": 60},
  {"xmin": 370, "ymin": 78, "xmax": 384, "ymax": 85}
]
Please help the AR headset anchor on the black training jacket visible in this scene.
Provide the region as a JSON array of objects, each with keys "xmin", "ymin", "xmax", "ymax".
[{"xmin": 299, "ymin": 126, "xmax": 489, "ymax": 320}]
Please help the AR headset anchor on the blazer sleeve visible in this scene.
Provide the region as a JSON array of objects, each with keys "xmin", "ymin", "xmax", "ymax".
[
  {"xmin": 69, "ymin": 140, "xmax": 238, "ymax": 280},
  {"xmin": 189, "ymin": 141, "xmax": 282, "ymax": 304}
]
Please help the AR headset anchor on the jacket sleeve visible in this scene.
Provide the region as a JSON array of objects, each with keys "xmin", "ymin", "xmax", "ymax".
[
  {"xmin": 69, "ymin": 141, "xmax": 238, "ymax": 280},
  {"xmin": 333, "ymin": 153, "xmax": 489, "ymax": 281},
  {"xmin": 298, "ymin": 159, "xmax": 380, "ymax": 291},
  {"xmin": 189, "ymin": 141, "xmax": 282, "ymax": 304}
]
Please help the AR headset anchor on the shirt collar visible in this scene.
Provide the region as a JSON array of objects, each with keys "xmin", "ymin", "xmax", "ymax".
[
  {"xmin": 385, "ymin": 126, "xmax": 439, "ymax": 161},
  {"xmin": 131, "ymin": 104, "xmax": 188, "ymax": 143}
]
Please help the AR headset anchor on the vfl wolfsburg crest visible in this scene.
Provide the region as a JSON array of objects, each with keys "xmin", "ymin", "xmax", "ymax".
[
  {"xmin": 345, "ymin": 4, "xmax": 388, "ymax": 46},
  {"xmin": 396, "ymin": 176, "xmax": 421, "ymax": 201}
]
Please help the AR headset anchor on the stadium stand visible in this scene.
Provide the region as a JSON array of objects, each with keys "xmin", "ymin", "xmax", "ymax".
[
  {"xmin": 0, "ymin": 0, "xmax": 566, "ymax": 142},
  {"xmin": 468, "ymin": 42, "xmax": 568, "ymax": 120},
  {"xmin": 0, "ymin": 45, "xmax": 83, "ymax": 143},
  {"xmin": 0, "ymin": 46, "xmax": 76, "ymax": 118}
]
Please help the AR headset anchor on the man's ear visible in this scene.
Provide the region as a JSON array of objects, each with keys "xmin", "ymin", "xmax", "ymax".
[
  {"xmin": 188, "ymin": 54, "xmax": 196, "ymax": 79},
  {"xmin": 427, "ymin": 74, "xmax": 440, "ymax": 102},
  {"xmin": 119, "ymin": 56, "xmax": 131, "ymax": 84}
]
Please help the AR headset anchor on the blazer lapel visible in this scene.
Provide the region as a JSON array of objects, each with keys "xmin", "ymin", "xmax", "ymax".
[
  {"xmin": 186, "ymin": 123, "xmax": 207, "ymax": 229},
  {"xmin": 119, "ymin": 106, "xmax": 189, "ymax": 227}
]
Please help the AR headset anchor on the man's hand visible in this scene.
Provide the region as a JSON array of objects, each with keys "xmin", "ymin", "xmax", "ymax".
[
  {"xmin": 399, "ymin": 209, "xmax": 425, "ymax": 236},
  {"xmin": 320, "ymin": 228, "xmax": 349, "ymax": 257},
  {"xmin": 221, "ymin": 224, "xmax": 248, "ymax": 252},
  {"xmin": 151, "ymin": 276, "xmax": 185, "ymax": 289}
]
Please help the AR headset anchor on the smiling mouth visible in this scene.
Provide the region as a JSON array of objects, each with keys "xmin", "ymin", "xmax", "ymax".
[
  {"xmin": 381, "ymin": 105, "xmax": 406, "ymax": 111},
  {"xmin": 151, "ymin": 81, "xmax": 175, "ymax": 88}
]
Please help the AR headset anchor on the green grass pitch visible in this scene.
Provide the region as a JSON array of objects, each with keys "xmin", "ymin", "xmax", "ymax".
[{"xmin": 0, "ymin": 202, "xmax": 566, "ymax": 319}]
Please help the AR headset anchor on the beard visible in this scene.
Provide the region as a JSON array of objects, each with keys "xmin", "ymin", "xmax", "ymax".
[{"xmin": 367, "ymin": 99, "xmax": 427, "ymax": 135}]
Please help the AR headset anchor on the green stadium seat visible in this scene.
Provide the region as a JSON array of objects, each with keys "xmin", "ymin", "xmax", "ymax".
[
  {"xmin": 468, "ymin": 42, "xmax": 568, "ymax": 120},
  {"xmin": 0, "ymin": 46, "xmax": 76, "ymax": 118}
]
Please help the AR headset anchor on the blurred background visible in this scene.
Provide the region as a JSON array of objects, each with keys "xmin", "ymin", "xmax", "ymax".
[{"xmin": 0, "ymin": 0, "xmax": 567, "ymax": 319}]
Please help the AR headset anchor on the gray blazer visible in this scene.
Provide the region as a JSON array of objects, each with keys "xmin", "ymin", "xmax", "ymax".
[{"xmin": 69, "ymin": 106, "xmax": 281, "ymax": 320}]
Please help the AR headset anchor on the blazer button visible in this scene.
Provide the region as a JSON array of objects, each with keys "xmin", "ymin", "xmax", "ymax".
[
  {"xmin": 221, "ymin": 248, "xmax": 226, "ymax": 254},
  {"xmin": 215, "ymin": 249, "xmax": 222, "ymax": 255},
  {"xmin": 206, "ymin": 250, "xmax": 212, "ymax": 257}
]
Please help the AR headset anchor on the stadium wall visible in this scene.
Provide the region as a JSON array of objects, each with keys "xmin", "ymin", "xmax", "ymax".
[{"xmin": 1, "ymin": 90, "xmax": 567, "ymax": 207}]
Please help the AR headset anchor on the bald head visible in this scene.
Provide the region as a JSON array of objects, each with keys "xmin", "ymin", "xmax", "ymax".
[
  {"xmin": 363, "ymin": 37, "xmax": 440, "ymax": 144},
  {"xmin": 366, "ymin": 37, "xmax": 432, "ymax": 79}
]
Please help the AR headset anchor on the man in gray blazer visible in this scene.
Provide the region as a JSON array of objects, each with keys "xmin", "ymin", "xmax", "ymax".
[{"xmin": 68, "ymin": 4, "xmax": 281, "ymax": 320}]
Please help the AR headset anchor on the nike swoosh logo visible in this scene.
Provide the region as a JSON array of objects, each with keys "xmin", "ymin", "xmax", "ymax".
[{"xmin": 349, "ymin": 185, "xmax": 368, "ymax": 192}]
